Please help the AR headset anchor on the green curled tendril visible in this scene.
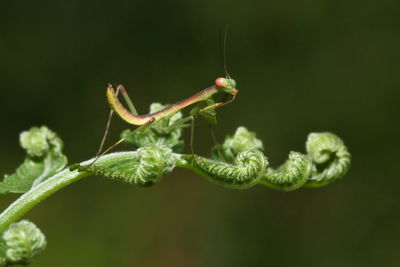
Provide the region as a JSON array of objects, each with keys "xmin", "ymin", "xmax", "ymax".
[
  {"xmin": 0, "ymin": 105, "xmax": 352, "ymax": 265},
  {"xmin": 305, "ymin": 132, "xmax": 351, "ymax": 187},
  {"xmin": 86, "ymin": 145, "xmax": 175, "ymax": 186},
  {"xmin": 75, "ymin": 128, "xmax": 350, "ymax": 191},
  {"xmin": 260, "ymin": 151, "xmax": 312, "ymax": 191},
  {"xmin": 0, "ymin": 126, "xmax": 68, "ymax": 194},
  {"xmin": 212, "ymin": 126, "xmax": 264, "ymax": 162},
  {"xmin": 183, "ymin": 149, "xmax": 268, "ymax": 189},
  {"xmin": 208, "ymin": 127, "xmax": 350, "ymax": 191},
  {"xmin": 0, "ymin": 220, "xmax": 46, "ymax": 266}
]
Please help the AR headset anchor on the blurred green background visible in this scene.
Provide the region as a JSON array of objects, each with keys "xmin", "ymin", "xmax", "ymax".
[{"xmin": 0, "ymin": 0, "xmax": 399, "ymax": 266}]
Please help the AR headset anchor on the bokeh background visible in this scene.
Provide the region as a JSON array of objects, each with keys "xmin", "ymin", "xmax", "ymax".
[{"xmin": 1, "ymin": 1, "xmax": 399, "ymax": 266}]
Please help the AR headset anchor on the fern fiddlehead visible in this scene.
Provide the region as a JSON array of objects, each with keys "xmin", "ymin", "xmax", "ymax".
[
  {"xmin": 182, "ymin": 149, "xmax": 268, "ymax": 189},
  {"xmin": 0, "ymin": 126, "xmax": 67, "ymax": 194},
  {"xmin": 85, "ymin": 145, "xmax": 176, "ymax": 187},
  {"xmin": 0, "ymin": 220, "xmax": 46, "ymax": 266},
  {"xmin": 260, "ymin": 151, "xmax": 313, "ymax": 191},
  {"xmin": 205, "ymin": 127, "xmax": 351, "ymax": 191},
  {"xmin": 211, "ymin": 126, "xmax": 264, "ymax": 162},
  {"xmin": 305, "ymin": 132, "xmax": 351, "ymax": 187},
  {"xmin": 0, "ymin": 103, "xmax": 351, "ymax": 266}
]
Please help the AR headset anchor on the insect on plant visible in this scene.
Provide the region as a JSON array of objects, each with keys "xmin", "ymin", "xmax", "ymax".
[
  {"xmin": 84, "ymin": 27, "xmax": 237, "ymax": 167},
  {"xmin": 0, "ymin": 27, "xmax": 351, "ymax": 266},
  {"xmin": 86, "ymin": 76, "xmax": 238, "ymax": 167}
]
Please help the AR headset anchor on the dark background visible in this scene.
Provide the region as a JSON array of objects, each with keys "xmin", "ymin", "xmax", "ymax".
[{"xmin": 0, "ymin": 1, "xmax": 399, "ymax": 266}]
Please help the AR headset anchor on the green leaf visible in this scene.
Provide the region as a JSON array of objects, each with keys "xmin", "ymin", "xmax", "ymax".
[
  {"xmin": 0, "ymin": 126, "xmax": 68, "ymax": 194},
  {"xmin": 0, "ymin": 238, "xmax": 6, "ymax": 266}
]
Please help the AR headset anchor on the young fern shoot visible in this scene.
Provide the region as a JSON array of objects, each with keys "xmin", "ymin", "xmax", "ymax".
[
  {"xmin": 0, "ymin": 30, "xmax": 352, "ymax": 265},
  {"xmin": 0, "ymin": 99, "xmax": 351, "ymax": 266}
]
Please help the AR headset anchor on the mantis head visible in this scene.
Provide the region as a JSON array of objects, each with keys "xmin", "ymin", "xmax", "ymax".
[{"xmin": 215, "ymin": 77, "xmax": 238, "ymax": 96}]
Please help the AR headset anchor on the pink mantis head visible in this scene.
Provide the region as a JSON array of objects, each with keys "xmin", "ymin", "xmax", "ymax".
[{"xmin": 214, "ymin": 77, "xmax": 238, "ymax": 96}]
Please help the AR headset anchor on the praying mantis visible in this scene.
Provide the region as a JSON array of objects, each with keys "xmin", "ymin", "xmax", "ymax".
[
  {"xmin": 79, "ymin": 25, "xmax": 238, "ymax": 167},
  {"xmin": 86, "ymin": 76, "xmax": 239, "ymax": 166}
]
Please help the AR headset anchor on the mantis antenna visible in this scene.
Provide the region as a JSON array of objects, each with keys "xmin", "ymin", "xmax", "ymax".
[
  {"xmin": 209, "ymin": 24, "xmax": 233, "ymax": 161},
  {"xmin": 222, "ymin": 24, "xmax": 231, "ymax": 79}
]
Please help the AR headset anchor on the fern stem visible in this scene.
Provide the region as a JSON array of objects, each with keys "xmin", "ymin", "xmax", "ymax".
[
  {"xmin": 0, "ymin": 152, "xmax": 135, "ymax": 232},
  {"xmin": 0, "ymin": 170, "xmax": 89, "ymax": 232}
]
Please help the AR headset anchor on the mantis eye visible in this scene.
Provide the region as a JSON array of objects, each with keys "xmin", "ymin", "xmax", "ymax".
[{"xmin": 215, "ymin": 77, "xmax": 228, "ymax": 88}]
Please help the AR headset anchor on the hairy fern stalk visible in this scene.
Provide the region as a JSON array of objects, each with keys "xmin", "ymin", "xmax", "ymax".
[{"xmin": 0, "ymin": 102, "xmax": 351, "ymax": 266}]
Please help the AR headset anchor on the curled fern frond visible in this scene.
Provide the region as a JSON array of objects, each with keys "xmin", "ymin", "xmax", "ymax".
[
  {"xmin": 0, "ymin": 220, "xmax": 46, "ymax": 266},
  {"xmin": 212, "ymin": 126, "xmax": 263, "ymax": 162},
  {"xmin": 259, "ymin": 151, "xmax": 312, "ymax": 191},
  {"xmin": 0, "ymin": 126, "xmax": 67, "ymax": 194},
  {"xmin": 183, "ymin": 149, "xmax": 268, "ymax": 189},
  {"xmin": 19, "ymin": 126, "xmax": 63, "ymax": 157},
  {"xmin": 305, "ymin": 132, "xmax": 351, "ymax": 187},
  {"xmin": 87, "ymin": 145, "xmax": 175, "ymax": 186},
  {"xmin": 210, "ymin": 127, "xmax": 351, "ymax": 191}
]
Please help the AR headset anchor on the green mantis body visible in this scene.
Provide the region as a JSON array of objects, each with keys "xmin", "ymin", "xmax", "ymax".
[
  {"xmin": 88, "ymin": 77, "xmax": 238, "ymax": 164},
  {"xmin": 107, "ymin": 77, "xmax": 238, "ymax": 126}
]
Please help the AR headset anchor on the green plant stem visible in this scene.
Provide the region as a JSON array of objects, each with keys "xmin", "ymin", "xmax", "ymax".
[
  {"xmin": 0, "ymin": 134, "xmax": 350, "ymax": 233},
  {"xmin": 0, "ymin": 151, "xmax": 158, "ymax": 232},
  {"xmin": 175, "ymin": 155, "xmax": 221, "ymax": 183},
  {"xmin": 175, "ymin": 155, "xmax": 198, "ymax": 171},
  {"xmin": 0, "ymin": 169, "xmax": 89, "ymax": 232}
]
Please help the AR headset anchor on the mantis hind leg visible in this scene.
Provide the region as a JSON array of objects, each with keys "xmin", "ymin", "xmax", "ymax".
[
  {"xmin": 84, "ymin": 118, "xmax": 156, "ymax": 168},
  {"xmin": 93, "ymin": 84, "xmax": 121, "ymax": 160}
]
